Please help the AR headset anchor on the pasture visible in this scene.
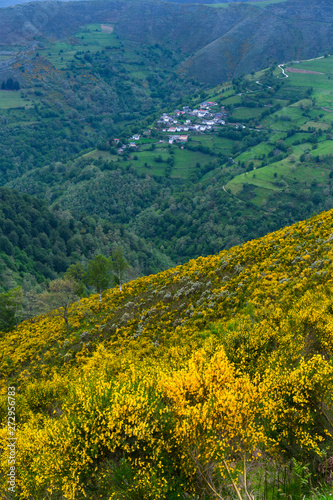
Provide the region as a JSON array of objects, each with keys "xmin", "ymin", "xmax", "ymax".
[
  {"xmin": 81, "ymin": 142, "xmax": 215, "ymax": 179},
  {"xmin": 282, "ymin": 56, "xmax": 333, "ymax": 109},
  {"xmin": 38, "ymin": 24, "xmax": 121, "ymax": 70},
  {"xmin": 232, "ymin": 107, "xmax": 264, "ymax": 120},
  {"xmin": 190, "ymin": 134, "xmax": 234, "ymax": 155},
  {"xmin": 0, "ymin": 91, "xmax": 25, "ymax": 109},
  {"xmin": 226, "ymin": 152, "xmax": 332, "ymax": 206}
]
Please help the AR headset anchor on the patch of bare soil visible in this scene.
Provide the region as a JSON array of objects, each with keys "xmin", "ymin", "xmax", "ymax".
[
  {"xmin": 286, "ymin": 67, "xmax": 324, "ymax": 74},
  {"xmin": 101, "ymin": 24, "xmax": 114, "ymax": 33}
]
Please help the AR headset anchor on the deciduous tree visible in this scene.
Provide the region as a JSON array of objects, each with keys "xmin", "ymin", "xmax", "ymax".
[
  {"xmin": 65, "ymin": 262, "xmax": 87, "ymax": 305},
  {"xmin": 86, "ymin": 255, "xmax": 113, "ymax": 302},
  {"xmin": 43, "ymin": 278, "xmax": 78, "ymax": 329},
  {"xmin": 110, "ymin": 247, "xmax": 129, "ymax": 291}
]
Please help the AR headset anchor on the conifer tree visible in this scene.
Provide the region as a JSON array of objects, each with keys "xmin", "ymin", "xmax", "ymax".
[{"xmin": 6, "ymin": 78, "xmax": 13, "ymax": 90}]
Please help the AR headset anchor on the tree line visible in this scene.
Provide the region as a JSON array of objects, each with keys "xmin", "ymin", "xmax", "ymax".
[
  {"xmin": 0, "ymin": 249, "xmax": 129, "ymax": 332},
  {"xmin": 1, "ymin": 78, "xmax": 20, "ymax": 91}
]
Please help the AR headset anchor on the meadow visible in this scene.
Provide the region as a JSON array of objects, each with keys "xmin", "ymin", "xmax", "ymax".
[
  {"xmin": 223, "ymin": 55, "xmax": 333, "ymax": 206},
  {"xmin": 82, "ymin": 140, "xmax": 218, "ymax": 179},
  {"xmin": 38, "ymin": 24, "xmax": 122, "ymax": 70},
  {"xmin": 0, "ymin": 91, "xmax": 25, "ymax": 109}
]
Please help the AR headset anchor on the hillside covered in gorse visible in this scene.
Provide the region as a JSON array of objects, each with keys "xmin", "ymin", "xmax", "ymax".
[{"xmin": 1, "ymin": 209, "xmax": 333, "ymax": 499}]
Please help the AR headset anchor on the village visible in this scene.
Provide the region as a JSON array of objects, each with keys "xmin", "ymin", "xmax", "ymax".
[
  {"xmin": 156, "ymin": 100, "xmax": 227, "ymax": 144},
  {"xmin": 115, "ymin": 101, "xmax": 229, "ymax": 153}
]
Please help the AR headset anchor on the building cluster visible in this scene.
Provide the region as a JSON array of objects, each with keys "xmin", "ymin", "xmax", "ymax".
[
  {"xmin": 156, "ymin": 101, "xmax": 227, "ymax": 142},
  {"xmin": 114, "ymin": 102, "xmax": 229, "ymax": 153}
]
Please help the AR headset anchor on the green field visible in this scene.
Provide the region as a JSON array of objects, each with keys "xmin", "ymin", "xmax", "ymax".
[
  {"xmin": 278, "ymin": 56, "xmax": 333, "ymax": 109},
  {"xmin": 232, "ymin": 107, "xmax": 264, "ymax": 120},
  {"xmin": 0, "ymin": 91, "xmax": 25, "ymax": 109},
  {"xmin": 222, "ymin": 55, "xmax": 333, "ymax": 205},
  {"xmin": 190, "ymin": 134, "xmax": 234, "ymax": 154},
  {"xmin": 83, "ymin": 150, "xmax": 117, "ymax": 161},
  {"xmin": 82, "ymin": 143, "xmax": 214, "ymax": 179},
  {"xmin": 290, "ymin": 56, "xmax": 333, "ymax": 74},
  {"xmin": 228, "ymin": 159, "xmax": 329, "ymax": 189},
  {"xmin": 38, "ymin": 24, "xmax": 121, "ymax": 70},
  {"xmin": 311, "ymin": 140, "xmax": 333, "ymax": 156},
  {"xmin": 264, "ymin": 106, "xmax": 308, "ymax": 131},
  {"xmin": 223, "ymin": 95, "xmax": 242, "ymax": 105},
  {"xmin": 236, "ymin": 142, "xmax": 271, "ymax": 164},
  {"xmin": 300, "ymin": 121, "xmax": 331, "ymax": 131},
  {"xmin": 226, "ymin": 149, "xmax": 332, "ymax": 207}
]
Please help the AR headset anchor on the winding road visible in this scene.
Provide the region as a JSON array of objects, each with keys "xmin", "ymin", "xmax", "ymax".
[
  {"xmin": 277, "ymin": 54, "xmax": 329, "ymax": 79},
  {"xmin": 278, "ymin": 64, "xmax": 289, "ymax": 78}
]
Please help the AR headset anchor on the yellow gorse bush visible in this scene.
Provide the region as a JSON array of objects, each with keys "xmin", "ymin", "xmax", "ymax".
[
  {"xmin": 0, "ymin": 209, "xmax": 333, "ymax": 498},
  {"xmin": 160, "ymin": 349, "xmax": 266, "ymax": 479}
]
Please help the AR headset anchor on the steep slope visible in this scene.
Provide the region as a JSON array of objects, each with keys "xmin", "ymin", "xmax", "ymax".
[
  {"xmin": 0, "ymin": 187, "xmax": 82, "ymax": 284},
  {"xmin": 0, "ymin": 187, "xmax": 174, "ymax": 290},
  {"xmin": 5, "ymin": 50, "xmax": 333, "ymax": 272},
  {"xmin": 1, "ymin": 36, "xmax": 333, "ymax": 288},
  {"xmin": 184, "ymin": 0, "xmax": 333, "ymax": 84},
  {"xmin": 0, "ymin": 0, "xmax": 251, "ymax": 49},
  {"xmin": 0, "ymin": 209, "xmax": 332, "ymax": 498},
  {"xmin": 0, "ymin": 0, "xmax": 332, "ymax": 84}
]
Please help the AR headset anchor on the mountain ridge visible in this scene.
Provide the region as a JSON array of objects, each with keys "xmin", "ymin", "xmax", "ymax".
[{"xmin": 0, "ymin": 0, "xmax": 332, "ymax": 84}]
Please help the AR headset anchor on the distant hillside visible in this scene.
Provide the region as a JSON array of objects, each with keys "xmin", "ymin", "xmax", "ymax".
[
  {"xmin": 1, "ymin": 0, "xmax": 333, "ymax": 308},
  {"xmin": 182, "ymin": 0, "xmax": 333, "ymax": 84},
  {"xmin": 1, "ymin": 35, "xmax": 333, "ymax": 287},
  {"xmin": 0, "ymin": 0, "xmax": 332, "ymax": 83},
  {"xmin": 0, "ymin": 187, "xmax": 174, "ymax": 289},
  {"xmin": 0, "ymin": 209, "xmax": 332, "ymax": 498}
]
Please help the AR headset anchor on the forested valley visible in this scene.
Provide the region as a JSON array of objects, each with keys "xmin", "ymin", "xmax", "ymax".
[{"xmin": 1, "ymin": 0, "xmax": 333, "ymax": 498}]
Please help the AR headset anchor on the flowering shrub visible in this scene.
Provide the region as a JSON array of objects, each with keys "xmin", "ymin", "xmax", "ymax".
[{"xmin": 1, "ymin": 209, "xmax": 333, "ymax": 498}]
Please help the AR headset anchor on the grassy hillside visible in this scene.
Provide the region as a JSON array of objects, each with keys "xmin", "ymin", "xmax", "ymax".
[
  {"xmin": 1, "ymin": 209, "xmax": 333, "ymax": 499},
  {"xmin": 0, "ymin": 20, "xmax": 199, "ymax": 185},
  {"xmin": 225, "ymin": 55, "xmax": 333, "ymax": 208}
]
